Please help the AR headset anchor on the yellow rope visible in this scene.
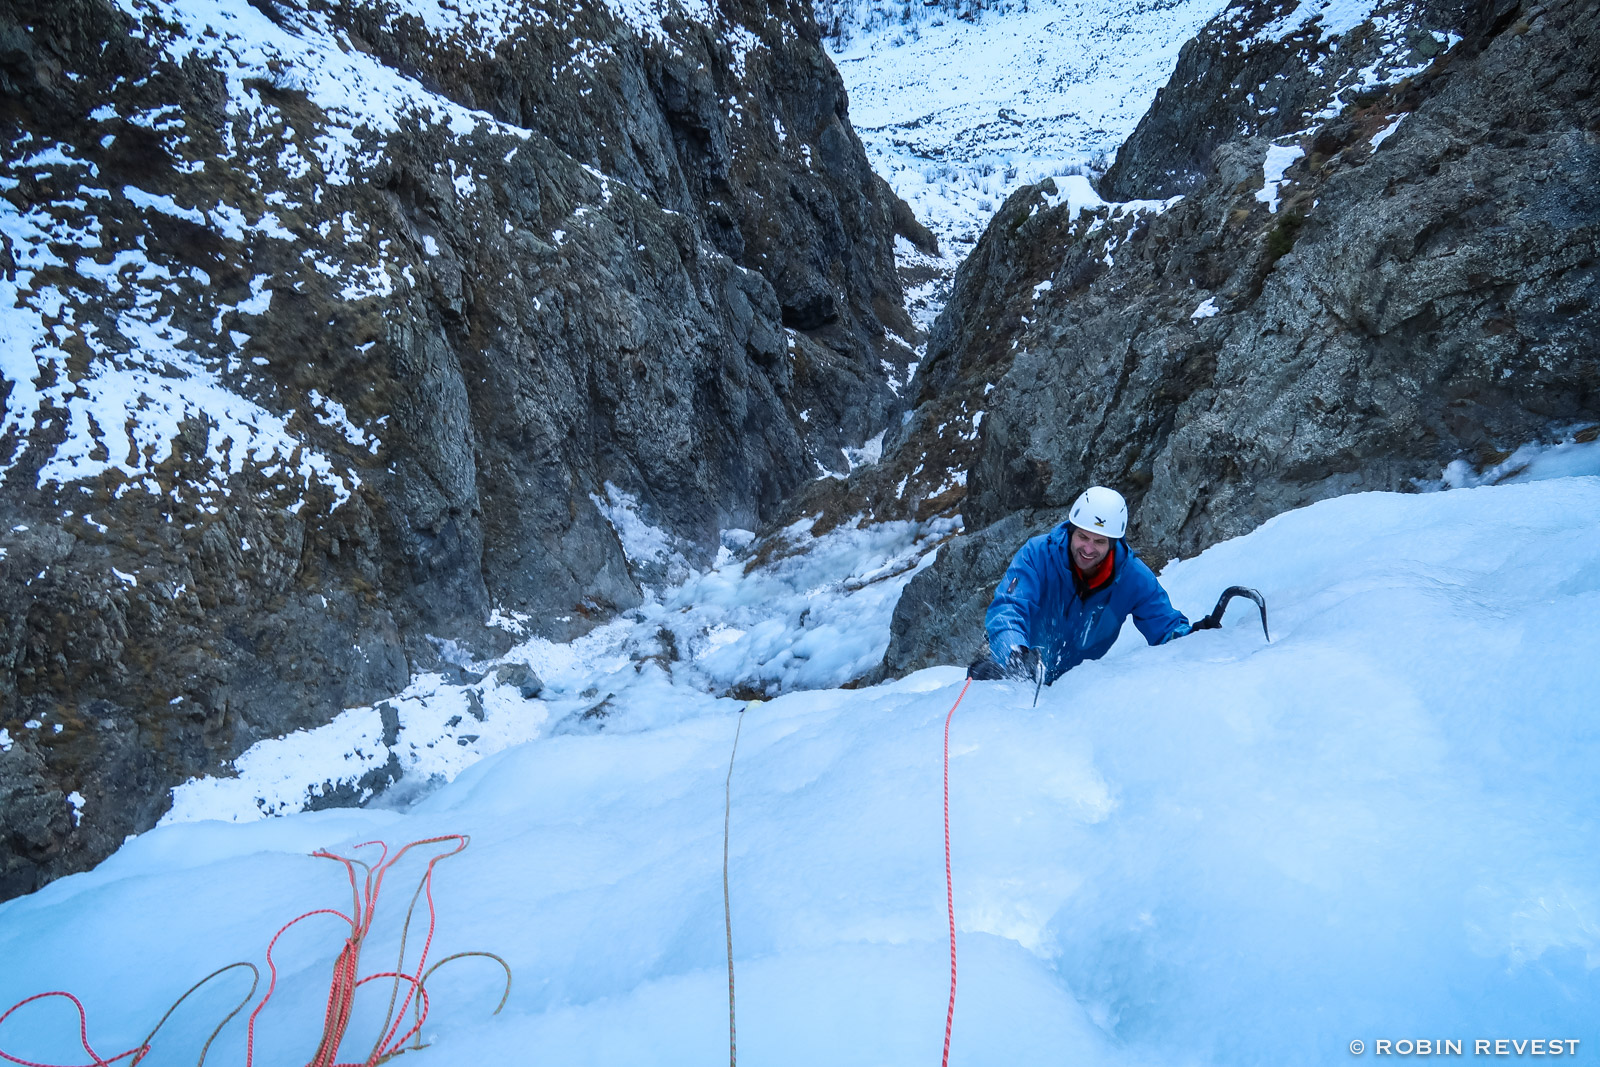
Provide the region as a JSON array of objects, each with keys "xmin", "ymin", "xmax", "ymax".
[{"xmin": 724, "ymin": 700, "xmax": 758, "ymax": 1067}]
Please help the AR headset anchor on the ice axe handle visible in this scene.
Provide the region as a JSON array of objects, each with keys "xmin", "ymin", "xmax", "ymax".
[{"xmin": 1200, "ymin": 586, "xmax": 1270, "ymax": 642}]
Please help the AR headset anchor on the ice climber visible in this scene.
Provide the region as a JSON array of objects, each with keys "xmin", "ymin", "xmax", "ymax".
[{"xmin": 968, "ymin": 485, "xmax": 1212, "ymax": 685}]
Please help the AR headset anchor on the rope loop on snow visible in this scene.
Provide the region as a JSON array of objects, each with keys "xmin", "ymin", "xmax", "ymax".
[
  {"xmin": 0, "ymin": 991, "xmax": 141, "ymax": 1067},
  {"xmin": 0, "ymin": 961, "xmax": 259, "ymax": 1067}
]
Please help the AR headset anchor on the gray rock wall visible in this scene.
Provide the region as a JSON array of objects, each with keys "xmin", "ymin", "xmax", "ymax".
[{"xmin": 0, "ymin": 0, "xmax": 917, "ymax": 898}]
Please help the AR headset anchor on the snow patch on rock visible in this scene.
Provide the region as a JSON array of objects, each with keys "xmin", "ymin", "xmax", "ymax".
[{"xmin": 1256, "ymin": 143, "xmax": 1306, "ymax": 213}]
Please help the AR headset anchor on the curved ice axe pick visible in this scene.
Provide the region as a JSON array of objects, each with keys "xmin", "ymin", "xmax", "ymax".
[{"xmin": 1199, "ymin": 586, "xmax": 1271, "ymax": 641}]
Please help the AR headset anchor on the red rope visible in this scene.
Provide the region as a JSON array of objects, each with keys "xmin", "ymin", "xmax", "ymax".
[{"xmin": 941, "ymin": 678, "xmax": 971, "ymax": 1067}]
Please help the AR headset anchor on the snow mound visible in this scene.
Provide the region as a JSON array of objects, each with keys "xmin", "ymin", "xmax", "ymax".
[{"xmin": 4, "ymin": 474, "xmax": 1598, "ymax": 1064}]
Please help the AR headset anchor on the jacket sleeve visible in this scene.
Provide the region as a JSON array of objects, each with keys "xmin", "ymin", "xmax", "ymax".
[
  {"xmin": 1127, "ymin": 562, "xmax": 1191, "ymax": 646},
  {"xmin": 985, "ymin": 540, "xmax": 1042, "ymax": 662}
]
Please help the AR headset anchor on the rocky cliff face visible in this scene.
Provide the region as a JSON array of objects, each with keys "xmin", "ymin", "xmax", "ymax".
[
  {"xmin": 0, "ymin": 0, "xmax": 920, "ymax": 898},
  {"xmin": 877, "ymin": 0, "xmax": 1599, "ymax": 675}
]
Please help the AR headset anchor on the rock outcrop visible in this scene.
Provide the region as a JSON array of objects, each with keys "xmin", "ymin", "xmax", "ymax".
[
  {"xmin": 1099, "ymin": 0, "xmax": 1511, "ymax": 200},
  {"xmin": 878, "ymin": 0, "xmax": 1599, "ymax": 676},
  {"xmin": 0, "ymin": 0, "xmax": 919, "ymax": 898}
]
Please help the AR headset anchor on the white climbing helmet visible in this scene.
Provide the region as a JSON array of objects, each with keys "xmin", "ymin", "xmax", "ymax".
[{"xmin": 1067, "ymin": 485, "xmax": 1128, "ymax": 539}]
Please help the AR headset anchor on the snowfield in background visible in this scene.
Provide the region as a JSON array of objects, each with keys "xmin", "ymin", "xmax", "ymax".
[
  {"xmin": 4, "ymin": 470, "xmax": 1598, "ymax": 1065},
  {"xmin": 818, "ymin": 0, "xmax": 1228, "ymax": 373},
  {"xmin": 824, "ymin": 0, "xmax": 1229, "ymax": 257}
]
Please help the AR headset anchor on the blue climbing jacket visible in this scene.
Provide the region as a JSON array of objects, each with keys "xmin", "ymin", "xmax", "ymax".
[{"xmin": 986, "ymin": 523, "xmax": 1190, "ymax": 684}]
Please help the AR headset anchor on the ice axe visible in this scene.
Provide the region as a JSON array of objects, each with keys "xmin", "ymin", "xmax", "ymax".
[
  {"xmin": 1194, "ymin": 586, "xmax": 1270, "ymax": 641},
  {"xmin": 1030, "ymin": 645, "xmax": 1046, "ymax": 707}
]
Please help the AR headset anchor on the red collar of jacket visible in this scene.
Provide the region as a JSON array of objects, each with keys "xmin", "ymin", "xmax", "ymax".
[{"xmin": 1071, "ymin": 546, "xmax": 1116, "ymax": 594}]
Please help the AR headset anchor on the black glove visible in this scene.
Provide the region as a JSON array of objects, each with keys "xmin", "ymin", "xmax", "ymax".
[
  {"xmin": 969, "ymin": 647, "xmax": 1044, "ymax": 681},
  {"xmin": 1190, "ymin": 615, "xmax": 1221, "ymax": 631},
  {"xmin": 967, "ymin": 654, "xmax": 1005, "ymax": 680},
  {"xmin": 1004, "ymin": 646, "xmax": 1042, "ymax": 682}
]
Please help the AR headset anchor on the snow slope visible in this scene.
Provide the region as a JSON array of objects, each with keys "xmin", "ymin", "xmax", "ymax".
[{"xmin": 3, "ymin": 471, "xmax": 1598, "ymax": 1065}]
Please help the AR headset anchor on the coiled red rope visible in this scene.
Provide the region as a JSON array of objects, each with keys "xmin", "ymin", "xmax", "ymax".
[
  {"xmin": 941, "ymin": 678, "xmax": 971, "ymax": 1067},
  {"xmin": 251, "ymin": 835, "xmax": 470, "ymax": 1067},
  {"xmin": 0, "ymin": 835, "xmax": 509, "ymax": 1067}
]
